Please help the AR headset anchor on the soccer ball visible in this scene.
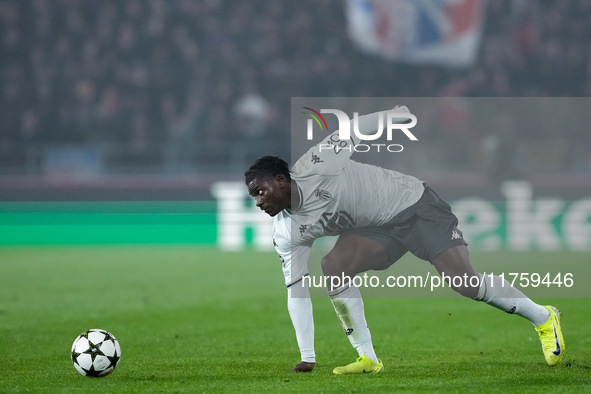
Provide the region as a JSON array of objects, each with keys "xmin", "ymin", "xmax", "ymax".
[{"xmin": 71, "ymin": 329, "xmax": 121, "ymax": 377}]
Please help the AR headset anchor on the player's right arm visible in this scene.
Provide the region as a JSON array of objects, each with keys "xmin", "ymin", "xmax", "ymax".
[
  {"xmin": 282, "ymin": 241, "xmax": 316, "ymax": 370},
  {"xmin": 273, "ymin": 216, "xmax": 316, "ymax": 371}
]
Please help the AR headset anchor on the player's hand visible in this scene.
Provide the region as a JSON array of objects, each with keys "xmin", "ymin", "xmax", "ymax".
[{"xmin": 291, "ymin": 361, "xmax": 315, "ymax": 372}]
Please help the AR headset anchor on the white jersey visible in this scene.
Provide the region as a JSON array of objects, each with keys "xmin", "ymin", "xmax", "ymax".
[{"xmin": 273, "ymin": 110, "xmax": 425, "ymax": 287}]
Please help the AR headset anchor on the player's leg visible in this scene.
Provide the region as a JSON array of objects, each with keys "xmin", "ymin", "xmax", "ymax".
[
  {"xmin": 394, "ymin": 185, "xmax": 564, "ymax": 366},
  {"xmin": 397, "ymin": 185, "xmax": 551, "ymax": 326},
  {"xmin": 430, "ymin": 245, "xmax": 564, "ymax": 366},
  {"xmin": 322, "ymin": 231, "xmax": 403, "ymax": 374},
  {"xmin": 431, "ymin": 245, "xmax": 550, "ymax": 324},
  {"xmin": 428, "ymin": 244, "xmax": 479, "ymax": 298},
  {"xmin": 322, "ymin": 233, "xmax": 386, "ymax": 366}
]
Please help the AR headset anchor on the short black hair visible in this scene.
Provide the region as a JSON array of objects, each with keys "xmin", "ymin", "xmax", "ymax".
[{"xmin": 244, "ymin": 156, "xmax": 290, "ymax": 185}]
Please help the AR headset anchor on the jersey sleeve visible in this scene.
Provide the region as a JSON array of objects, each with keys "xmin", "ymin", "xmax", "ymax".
[
  {"xmin": 293, "ymin": 110, "xmax": 393, "ymax": 176},
  {"xmin": 283, "ymin": 241, "xmax": 313, "ymax": 289},
  {"xmin": 272, "ymin": 212, "xmax": 313, "ymax": 288}
]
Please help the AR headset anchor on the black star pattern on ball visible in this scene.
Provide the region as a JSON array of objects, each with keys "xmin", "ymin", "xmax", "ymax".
[
  {"xmin": 71, "ymin": 350, "xmax": 81, "ymax": 365},
  {"xmin": 107, "ymin": 346, "xmax": 121, "ymax": 367},
  {"xmin": 82, "ymin": 363, "xmax": 102, "ymax": 378},
  {"xmin": 83, "ymin": 340, "xmax": 106, "ymax": 362},
  {"xmin": 102, "ymin": 331, "xmax": 115, "ymax": 341}
]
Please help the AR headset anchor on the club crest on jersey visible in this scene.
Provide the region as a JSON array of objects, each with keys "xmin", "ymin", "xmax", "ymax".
[{"xmin": 314, "ymin": 189, "xmax": 332, "ymax": 201}]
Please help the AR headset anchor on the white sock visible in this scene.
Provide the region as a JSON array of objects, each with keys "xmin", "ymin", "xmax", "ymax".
[
  {"xmin": 329, "ymin": 284, "xmax": 379, "ymax": 363},
  {"xmin": 475, "ymin": 273, "xmax": 550, "ymax": 326}
]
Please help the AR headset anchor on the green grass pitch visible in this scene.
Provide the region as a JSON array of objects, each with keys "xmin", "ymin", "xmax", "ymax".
[{"xmin": 0, "ymin": 247, "xmax": 590, "ymax": 393}]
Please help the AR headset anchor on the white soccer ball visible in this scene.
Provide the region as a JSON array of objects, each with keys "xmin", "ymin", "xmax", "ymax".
[{"xmin": 71, "ymin": 329, "xmax": 121, "ymax": 377}]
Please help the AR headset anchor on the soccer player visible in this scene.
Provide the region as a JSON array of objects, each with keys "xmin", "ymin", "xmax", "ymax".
[{"xmin": 244, "ymin": 107, "xmax": 565, "ymax": 374}]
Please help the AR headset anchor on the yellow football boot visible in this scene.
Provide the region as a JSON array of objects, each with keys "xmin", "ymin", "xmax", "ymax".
[
  {"xmin": 333, "ymin": 354, "xmax": 384, "ymax": 375},
  {"xmin": 535, "ymin": 306, "xmax": 565, "ymax": 367}
]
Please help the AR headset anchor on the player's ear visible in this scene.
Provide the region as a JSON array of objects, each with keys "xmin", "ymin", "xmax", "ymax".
[{"xmin": 275, "ymin": 174, "xmax": 285, "ymax": 188}]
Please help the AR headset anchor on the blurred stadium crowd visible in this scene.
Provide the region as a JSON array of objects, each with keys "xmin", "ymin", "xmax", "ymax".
[{"xmin": 1, "ymin": 0, "xmax": 591, "ymax": 178}]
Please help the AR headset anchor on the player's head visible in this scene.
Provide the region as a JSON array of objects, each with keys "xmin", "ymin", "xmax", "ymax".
[
  {"xmin": 244, "ymin": 156, "xmax": 290, "ymax": 185},
  {"xmin": 244, "ymin": 156, "xmax": 291, "ymax": 217}
]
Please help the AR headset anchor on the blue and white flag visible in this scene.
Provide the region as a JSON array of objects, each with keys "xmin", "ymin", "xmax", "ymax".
[{"xmin": 346, "ymin": 0, "xmax": 484, "ymax": 68}]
